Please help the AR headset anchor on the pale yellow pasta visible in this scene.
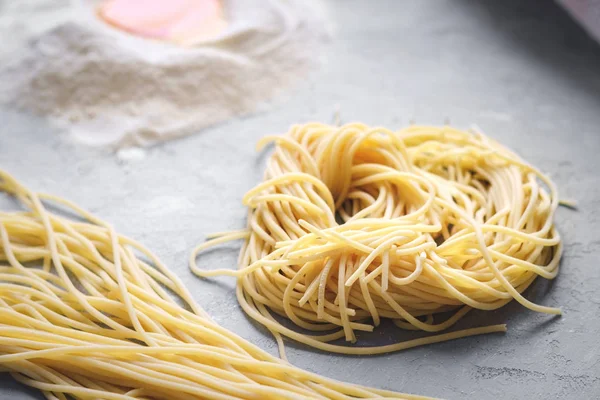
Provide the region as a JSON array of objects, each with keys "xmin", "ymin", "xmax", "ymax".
[
  {"xmin": 0, "ymin": 169, "xmax": 434, "ymax": 400},
  {"xmin": 191, "ymin": 123, "xmax": 561, "ymax": 356}
]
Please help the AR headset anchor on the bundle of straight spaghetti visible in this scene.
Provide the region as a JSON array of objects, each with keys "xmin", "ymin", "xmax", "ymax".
[
  {"xmin": 191, "ymin": 123, "xmax": 561, "ymax": 355},
  {"xmin": 0, "ymin": 170, "xmax": 430, "ymax": 399}
]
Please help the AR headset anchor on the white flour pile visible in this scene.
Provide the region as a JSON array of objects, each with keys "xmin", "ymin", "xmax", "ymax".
[{"xmin": 0, "ymin": 0, "xmax": 329, "ymax": 148}]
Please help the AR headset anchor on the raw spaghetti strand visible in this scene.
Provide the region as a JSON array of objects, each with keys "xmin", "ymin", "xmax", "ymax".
[
  {"xmin": 0, "ymin": 169, "xmax": 432, "ymax": 399},
  {"xmin": 190, "ymin": 123, "xmax": 561, "ymax": 355}
]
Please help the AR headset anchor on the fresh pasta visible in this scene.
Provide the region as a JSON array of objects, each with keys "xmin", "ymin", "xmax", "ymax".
[
  {"xmin": 0, "ymin": 169, "xmax": 432, "ymax": 400},
  {"xmin": 191, "ymin": 123, "xmax": 561, "ymax": 356}
]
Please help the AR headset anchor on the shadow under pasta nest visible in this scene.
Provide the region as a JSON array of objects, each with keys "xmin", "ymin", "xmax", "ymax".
[{"xmin": 231, "ymin": 271, "xmax": 563, "ymax": 360}]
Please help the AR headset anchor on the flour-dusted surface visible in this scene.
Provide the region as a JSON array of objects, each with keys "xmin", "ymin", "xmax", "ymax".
[
  {"xmin": 0, "ymin": 0, "xmax": 329, "ymax": 148},
  {"xmin": 1, "ymin": 1, "xmax": 600, "ymax": 399}
]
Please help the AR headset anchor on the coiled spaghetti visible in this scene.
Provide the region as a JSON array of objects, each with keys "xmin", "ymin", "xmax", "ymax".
[
  {"xmin": 0, "ymin": 169, "xmax": 429, "ymax": 400},
  {"xmin": 191, "ymin": 123, "xmax": 561, "ymax": 355}
]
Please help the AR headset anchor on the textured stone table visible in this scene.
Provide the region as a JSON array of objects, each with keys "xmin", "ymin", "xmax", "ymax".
[{"xmin": 1, "ymin": 1, "xmax": 600, "ymax": 399}]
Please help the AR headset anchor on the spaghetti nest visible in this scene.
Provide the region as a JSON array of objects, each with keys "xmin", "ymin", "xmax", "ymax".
[{"xmin": 191, "ymin": 123, "xmax": 561, "ymax": 355}]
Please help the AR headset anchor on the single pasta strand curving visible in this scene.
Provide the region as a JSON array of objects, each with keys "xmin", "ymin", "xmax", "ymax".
[{"xmin": 190, "ymin": 123, "xmax": 561, "ymax": 356}]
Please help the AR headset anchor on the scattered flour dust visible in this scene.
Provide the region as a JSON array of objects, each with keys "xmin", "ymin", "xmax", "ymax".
[
  {"xmin": 116, "ymin": 146, "xmax": 146, "ymax": 163},
  {"xmin": 0, "ymin": 0, "xmax": 330, "ymax": 148}
]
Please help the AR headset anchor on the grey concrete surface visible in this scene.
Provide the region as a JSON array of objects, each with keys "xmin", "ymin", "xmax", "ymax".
[{"xmin": 1, "ymin": 0, "xmax": 600, "ymax": 399}]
